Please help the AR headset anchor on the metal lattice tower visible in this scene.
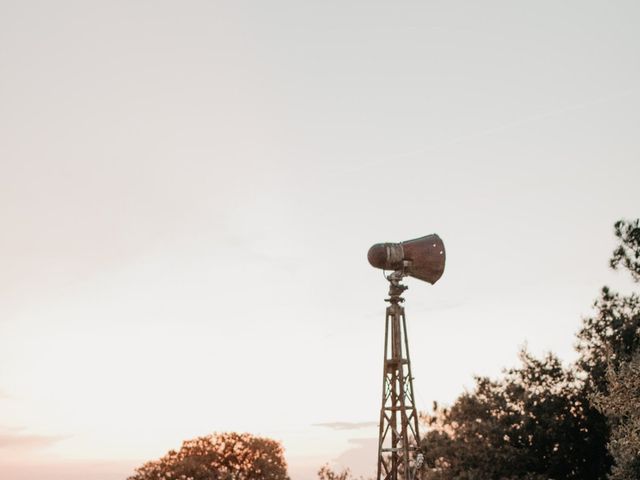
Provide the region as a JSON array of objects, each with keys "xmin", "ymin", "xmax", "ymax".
[{"xmin": 376, "ymin": 270, "xmax": 421, "ymax": 480}]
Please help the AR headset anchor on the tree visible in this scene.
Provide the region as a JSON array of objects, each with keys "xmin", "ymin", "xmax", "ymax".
[
  {"xmin": 592, "ymin": 353, "xmax": 640, "ymax": 480},
  {"xmin": 419, "ymin": 350, "xmax": 607, "ymax": 480},
  {"xmin": 128, "ymin": 432, "xmax": 289, "ymax": 480},
  {"xmin": 584, "ymin": 218, "xmax": 640, "ymax": 480},
  {"xmin": 576, "ymin": 219, "xmax": 640, "ymax": 393},
  {"xmin": 576, "ymin": 286, "xmax": 640, "ymax": 394},
  {"xmin": 417, "ymin": 219, "xmax": 640, "ymax": 480},
  {"xmin": 610, "ymin": 219, "xmax": 640, "ymax": 282},
  {"xmin": 317, "ymin": 464, "xmax": 358, "ymax": 480}
]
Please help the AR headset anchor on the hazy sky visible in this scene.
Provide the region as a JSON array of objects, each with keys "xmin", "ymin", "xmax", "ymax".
[{"xmin": 1, "ymin": 1, "xmax": 639, "ymax": 479}]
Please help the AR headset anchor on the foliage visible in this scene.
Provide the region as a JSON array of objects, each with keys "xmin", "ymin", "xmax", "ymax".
[
  {"xmin": 592, "ymin": 353, "xmax": 640, "ymax": 480},
  {"xmin": 419, "ymin": 219, "xmax": 640, "ymax": 480},
  {"xmin": 128, "ymin": 432, "xmax": 289, "ymax": 480},
  {"xmin": 317, "ymin": 464, "xmax": 359, "ymax": 480},
  {"xmin": 576, "ymin": 218, "xmax": 640, "ymax": 394},
  {"xmin": 575, "ymin": 287, "xmax": 640, "ymax": 394},
  {"xmin": 583, "ymin": 218, "xmax": 640, "ymax": 480},
  {"xmin": 610, "ymin": 218, "xmax": 640, "ymax": 282},
  {"xmin": 419, "ymin": 351, "xmax": 608, "ymax": 480}
]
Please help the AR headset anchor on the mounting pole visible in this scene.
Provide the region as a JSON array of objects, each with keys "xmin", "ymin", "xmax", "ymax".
[{"xmin": 376, "ymin": 266, "xmax": 421, "ymax": 480}]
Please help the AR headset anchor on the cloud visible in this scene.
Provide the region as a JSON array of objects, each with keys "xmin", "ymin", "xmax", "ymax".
[
  {"xmin": 334, "ymin": 437, "xmax": 378, "ymax": 478},
  {"xmin": 0, "ymin": 428, "xmax": 68, "ymax": 450},
  {"xmin": 313, "ymin": 421, "xmax": 378, "ymax": 431},
  {"xmin": 0, "ymin": 459, "xmax": 140, "ymax": 480}
]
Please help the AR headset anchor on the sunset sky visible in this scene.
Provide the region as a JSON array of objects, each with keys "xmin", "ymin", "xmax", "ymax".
[{"xmin": 1, "ymin": 1, "xmax": 640, "ymax": 479}]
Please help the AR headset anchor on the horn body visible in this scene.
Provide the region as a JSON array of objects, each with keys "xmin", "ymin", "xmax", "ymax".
[{"xmin": 367, "ymin": 234, "xmax": 446, "ymax": 284}]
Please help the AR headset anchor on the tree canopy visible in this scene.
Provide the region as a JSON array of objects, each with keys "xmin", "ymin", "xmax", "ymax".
[
  {"xmin": 610, "ymin": 218, "xmax": 640, "ymax": 282},
  {"xmin": 590, "ymin": 218, "xmax": 640, "ymax": 480},
  {"xmin": 593, "ymin": 352, "xmax": 640, "ymax": 480},
  {"xmin": 419, "ymin": 219, "xmax": 640, "ymax": 480},
  {"xmin": 420, "ymin": 351, "xmax": 608, "ymax": 480},
  {"xmin": 128, "ymin": 432, "xmax": 289, "ymax": 480}
]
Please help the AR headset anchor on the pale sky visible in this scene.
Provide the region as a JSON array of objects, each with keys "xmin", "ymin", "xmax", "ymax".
[{"xmin": 1, "ymin": 1, "xmax": 639, "ymax": 479}]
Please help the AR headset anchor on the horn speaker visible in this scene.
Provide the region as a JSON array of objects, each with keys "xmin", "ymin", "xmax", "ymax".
[{"xmin": 367, "ymin": 234, "xmax": 446, "ymax": 284}]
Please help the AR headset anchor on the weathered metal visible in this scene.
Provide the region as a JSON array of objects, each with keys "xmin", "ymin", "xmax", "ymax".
[
  {"xmin": 376, "ymin": 272, "xmax": 421, "ymax": 480},
  {"xmin": 367, "ymin": 234, "xmax": 445, "ymax": 285},
  {"xmin": 371, "ymin": 235, "xmax": 446, "ymax": 480}
]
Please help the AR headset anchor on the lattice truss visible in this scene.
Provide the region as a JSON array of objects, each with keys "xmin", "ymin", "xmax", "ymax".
[{"xmin": 377, "ymin": 303, "xmax": 421, "ymax": 480}]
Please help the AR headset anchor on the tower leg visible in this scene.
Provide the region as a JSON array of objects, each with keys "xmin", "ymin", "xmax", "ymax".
[{"xmin": 376, "ymin": 277, "xmax": 421, "ymax": 480}]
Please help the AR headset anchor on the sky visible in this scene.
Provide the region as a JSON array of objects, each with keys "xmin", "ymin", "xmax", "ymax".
[{"xmin": 1, "ymin": 1, "xmax": 639, "ymax": 479}]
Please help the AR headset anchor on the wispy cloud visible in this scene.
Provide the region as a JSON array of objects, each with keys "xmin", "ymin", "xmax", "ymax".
[
  {"xmin": 0, "ymin": 459, "xmax": 140, "ymax": 480},
  {"xmin": 0, "ymin": 428, "xmax": 68, "ymax": 450},
  {"xmin": 334, "ymin": 437, "xmax": 378, "ymax": 478},
  {"xmin": 313, "ymin": 421, "xmax": 378, "ymax": 431}
]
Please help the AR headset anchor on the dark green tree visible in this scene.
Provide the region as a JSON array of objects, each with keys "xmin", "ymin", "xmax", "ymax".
[
  {"xmin": 420, "ymin": 351, "xmax": 607, "ymax": 480},
  {"xmin": 128, "ymin": 432, "xmax": 289, "ymax": 480},
  {"xmin": 610, "ymin": 218, "xmax": 640, "ymax": 282},
  {"xmin": 592, "ymin": 352, "xmax": 640, "ymax": 480},
  {"xmin": 419, "ymin": 219, "xmax": 640, "ymax": 480},
  {"xmin": 576, "ymin": 219, "xmax": 640, "ymax": 393},
  {"xmin": 583, "ymin": 218, "xmax": 640, "ymax": 480},
  {"xmin": 576, "ymin": 287, "xmax": 640, "ymax": 394}
]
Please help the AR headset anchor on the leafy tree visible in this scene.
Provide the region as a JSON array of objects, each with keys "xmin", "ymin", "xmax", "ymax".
[
  {"xmin": 592, "ymin": 353, "xmax": 640, "ymax": 480},
  {"xmin": 419, "ymin": 351, "xmax": 607, "ymax": 480},
  {"xmin": 583, "ymin": 218, "xmax": 640, "ymax": 480},
  {"xmin": 572, "ymin": 283, "xmax": 640, "ymax": 480},
  {"xmin": 128, "ymin": 432, "xmax": 289, "ymax": 480},
  {"xmin": 576, "ymin": 219, "xmax": 640, "ymax": 394},
  {"xmin": 576, "ymin": 286, "xmax": 640, "ymax": 394},
  {"xmin": 317, "ymin": 464, "xmax": 358, "ymax": 480},
  {"xmin": 417, "ymin": 219, "xmax": 640, "ymax": 480},
  {"xmin": 610, "ymin": 218, "xmax": 640, "ymax": 282}
]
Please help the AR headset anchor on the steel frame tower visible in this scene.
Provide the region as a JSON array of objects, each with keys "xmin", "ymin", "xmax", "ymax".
[{"xmin": 376, "ymin": 270, "xmax": 421, "ymax": 480}]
